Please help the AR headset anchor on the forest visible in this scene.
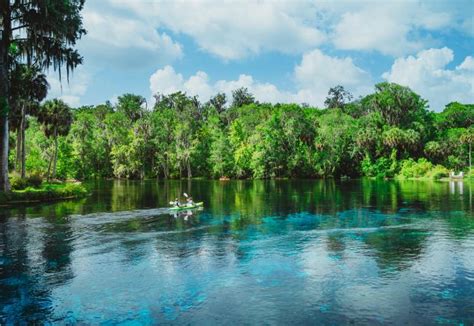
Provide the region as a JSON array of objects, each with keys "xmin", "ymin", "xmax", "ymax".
[{"xmin": 7, "ymin": 82, "xmax": 474, "ymax": 183}]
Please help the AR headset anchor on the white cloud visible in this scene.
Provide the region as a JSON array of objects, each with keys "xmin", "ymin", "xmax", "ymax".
[
  {"xmin": 293, "ymin": 49, "xmax": 372, "ymax": 104},
  {"xmin": 326, "ymin": 0, "xmax": 474, "ymax": 56},
  {"xmin": 382, "ymin": 48, "xmax": 474, "ymax": 111},
  {"xmin": 78, "ymin": 3, "xmax": 183, "ymax": 69},
  {"xmin": 77, "ymin": 0, "xmax": 473, "ymax": 63},
  {"xmin": 330, "ymin": 2, "xmax": 453, "ymax": 56},
  {"xmin": 100, "ymin": 0, "xmax": 473, "ymax": 60},
  {"xmin": 108, "ymin": 0, "xmax": 324, "ymax": 60},
  {"xmin": 46, "ymin": 67, "xmax": 90, "ymax": 107},
  {"xmin": 149, "ymin": 50, "xmax": 371, "ymax": 107},
  {"xmin": 149, "ymin": 65, "xmax": 185, "ymax": 96},
  {"xmin": 457, "ymin": 56, "xmax": 474, "ymax": 71}
]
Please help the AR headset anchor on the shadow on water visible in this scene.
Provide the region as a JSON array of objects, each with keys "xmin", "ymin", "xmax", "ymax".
[
  {"xmin": 0, "ymin": 178, "xmax": 473, "ymax": 324},
  {"xmin": 0, "ymin": 211, "xmax": 75, "ymax": 322}
]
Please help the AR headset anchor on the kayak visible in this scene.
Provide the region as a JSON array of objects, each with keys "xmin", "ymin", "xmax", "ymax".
[{"xmin": 169, "ymin": 202, "xmax": 204, "ymax": 211}]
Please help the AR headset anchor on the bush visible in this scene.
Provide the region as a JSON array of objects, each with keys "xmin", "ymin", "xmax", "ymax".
[
  {"xmin": 397, "ymin": 158, "xmax": 450, "ymax": 179},
  {"xmin": 398, "ymin": 158, "xmax": 433, "ymax": 178},
  {"xmin": 426, "ymin": 165, "xmax": 450, "ymax": 180},
  {"xmin": 0, "ymin": 182, "xmax": 88, "ymax": 204},
  {"xmin": 27, "ymin": 173, "xmax": 43, "ymax": 188},
  {"xmin": 9, "ymin": 173, "xmax": 43, "ymax": 190},
  {"xmin": 361, "ymin": 151, "xmax": 398, "ymax": 178},
  {"xmin": 10, "ymin": 175, "xmax": 29, "ymax": 190}
]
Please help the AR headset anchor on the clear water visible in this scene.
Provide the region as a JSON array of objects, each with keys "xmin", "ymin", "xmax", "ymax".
[{"xmin": 1, "ymin": 179, "xmax": 473, "ymax": 324}]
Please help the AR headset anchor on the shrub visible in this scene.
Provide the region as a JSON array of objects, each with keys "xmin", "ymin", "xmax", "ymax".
[
  {"xmin": 398, "ymin": 158, "xmax": 433, "ymax": 178},
  {"xmin": 10, "ymin": 175, "xmax": 29, "ymax": 190},
  {"xmin": 426, "ymin": 165, "xmax": 450, "ymax": 180},
  {"xmin": 1, "ymin": 182, "xmax": 88, "ymax": 204},
  {"xmin": 398, "ymin": 158, "xmax": 450, "ymax": 179},
  {"xmin": 361, "ymin": 151, "xmax": 398, "ymax": 178},
  {"xmin": 27, "ymin": 173, "xmax": 43, "ymax": 188}
]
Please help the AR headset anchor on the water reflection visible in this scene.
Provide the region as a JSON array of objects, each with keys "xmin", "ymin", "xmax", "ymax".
[
  {"xmin": 0, "ymin": 212, "xmax": 75, "ymax": 323},
  {"xmin": 0, "ymin": 179, "xmax": 473, "ymax": 324}
]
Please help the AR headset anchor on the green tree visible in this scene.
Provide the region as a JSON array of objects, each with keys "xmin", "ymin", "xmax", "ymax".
[
  {"xmin": 0, "ymin": 0, "xmax": 86, "ymax": 191},
  {"xmin": 324, "ymin": 85, "xmax": 353, "ymax": 109},
  {"xmin": 37, "ymin": 99, "xmax": 73, "ymax": 180},
  {"xmin": 368, "ymin": 82, "xmax": 428, "ymax": 128},
  {"xmin": 438, "ymin": 102, "xmax": 474, "ymax": 129},
  {"xmin": 460, "ymin": 127, "xmax": 474, "ymax": 173},
  {"xmin": 313, "ymin": 109, "xmax": 358, "ymax": 177},
  {"xmin": 151, "ymin": 107, "xmax": 177, "ymax": 179},
  {"xmin": 9, "ymin": 64, "xmax": 49, "ymax": 177},
  {"xmin": 208, "ymin": 93, "xmax": 227, "ymax": 114},
  {"xmin": 382, "ymin": 127, "xmax": 420, "ymax": 158},
  {"xmin": 231, "ymin": 87, "xmax": 255, "ymax": 108},
  {"xmin": 116, "ymin": 94, "xmax": 146, "ymax": 122}
]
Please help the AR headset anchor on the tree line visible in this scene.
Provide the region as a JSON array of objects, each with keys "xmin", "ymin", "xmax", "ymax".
[{"xmin": 10, "ymin": 84, "xmax": 474, "ymax": 181}]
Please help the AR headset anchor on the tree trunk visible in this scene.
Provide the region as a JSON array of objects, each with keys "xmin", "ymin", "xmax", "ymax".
[
  {"xmin": 469, "ymin": 143, "xmax": 472, "ymax": 174},
  {"xmin": 16, "ymin": 127, "xmax": 21, "ymax": 172},
  {"xmin": 18, "ymin": 103, "xmax": 26, "ymax": 178},
  {"xmin": 46, "ymin": 151, "xmax": 53, "ymax": 181},
  {"xmin": 52, "ymin": 133, "xmax": 58, "ymax": 179},
  {"xmin": 0, "ymin": 4, "xmax": 11, "ymax": 192},
  {"xmin": 187, "ymin": 159, "xmax": 192, "ymax": 179},
  {"xmin": 162, "ymin": 155, "xmax": 169, "ymax": 179},
  {"xmin": 0, "ymin": 114, "xmax": 9, "ymax": 191},
  {"xmin": 21, "ymin": 118, "xmax": 25, "ymax": 178}
]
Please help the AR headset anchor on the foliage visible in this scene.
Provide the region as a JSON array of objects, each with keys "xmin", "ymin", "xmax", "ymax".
[
  {"xmin": 368, "ymin": 82, "xmax": 428, "ymax": 128},
  {"xmin": 27, "ymin": 173, "xmax": 44, "ymax": 188},
  {"xmin": 324, "ymin": 85, "xmax": 353, "ymax": 109},
  {"xmin": 425, "ymin": 165, "xmax": 450, "ymax": 180},
  {"xmin": 9, "ymin": 172, "xmax": 43, "ymax": 190},
  {"xmin": 361, "ymin": 150, "xmax": 398, "ymax": 178},
  {"xmin": 10, "ymin": 174, "xmax": 29, "ymax": 190},
  {"xmin": 5, "ymin": 83, "xmax": 474, "ymax": 183},
  {"xmin": 231, "ymin": 87, "xmax": 255, "ymax": 108},
  {"xmin": 0, "ymin": 0, "xmax": 86, "ymax": 192},
  {"xmin": 0, "ymin": 182, "xmax": 88, "ymax": 204},
  {"xmin": 396, "ymin": 158, "xmax": 448, "ymax": 180}
]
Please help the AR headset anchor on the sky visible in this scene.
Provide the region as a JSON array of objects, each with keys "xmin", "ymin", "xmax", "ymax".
[{"xmin": 46, "ymin": 0, "xmax": 474, "ymax": 112}]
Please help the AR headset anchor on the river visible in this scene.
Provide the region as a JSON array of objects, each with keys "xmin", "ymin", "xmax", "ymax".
[{"xmin": 1, "ymin": 179, "xmax": 473, "ymax": 324}]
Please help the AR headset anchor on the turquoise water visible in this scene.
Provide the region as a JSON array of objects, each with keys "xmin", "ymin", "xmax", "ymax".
[{"xmin": 1, "ymin": 179, "xmax": 473, "ymax": 324}]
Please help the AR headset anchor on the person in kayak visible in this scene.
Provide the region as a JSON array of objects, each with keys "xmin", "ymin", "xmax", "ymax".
[
  {"xmin": 186, "ymin": 197, "xmax": 194, "ymax": 206},
  {"xmin": 173, "ymin": 198, "xmax": 181, "ymax": 207}
]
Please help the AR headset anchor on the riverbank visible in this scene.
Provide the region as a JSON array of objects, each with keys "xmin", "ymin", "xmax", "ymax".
[{"xmin": 0, "ymin": 182, "xmax": 89, "ymax": 206}]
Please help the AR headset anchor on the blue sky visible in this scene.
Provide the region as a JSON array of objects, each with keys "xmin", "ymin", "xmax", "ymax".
[{"xmin": 47, "ymin": 0, "xmax": 474, "ymax": 111}]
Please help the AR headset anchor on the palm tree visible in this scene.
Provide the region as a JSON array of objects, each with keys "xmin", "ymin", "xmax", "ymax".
[
  {"xmin": 37, "ymin": 99, "xmax": 73, "ymax": 180},
  {"xmin": 10, "ymin": 64, "xmax": 49, "ymax": 178}
]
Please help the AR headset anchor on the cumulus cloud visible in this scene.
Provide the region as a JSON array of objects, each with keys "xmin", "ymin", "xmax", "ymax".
[
  {"xmin": 109, "ymin": 0, "xmax": 325, "ymax": 60},
  {"xmin": 149, "ymin": 50, "xmax": 371, "ymax": 107},
  {"xmin": 108, "ymin": 0, "xmax": 471, "ymax": 59},
  {"xmin": 78, "ymin": 3, "xmax": 183, "ymax": 69},
  {"xmin": 382, "ymin": 48, "xmax": 474, "ymax": 111},
  {"xmin": 293, "ymin": 49, "xmax": 372, "ymax": 104},
  {"xmin": 331, "ymin": 2, "xmax": 453, "ymax": 56},
  {"xmin": 46, "ymin": 67, "xmax": 91, "ymax": 107},
  {"xmin": 70, "ymin": 1, "xmax": 473, "ymax": 105}
]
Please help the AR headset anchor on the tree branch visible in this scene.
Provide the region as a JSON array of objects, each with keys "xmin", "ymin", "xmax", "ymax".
[{"xmin": 12, "ymin": 24, "xmax": 28, "ymax": 31}]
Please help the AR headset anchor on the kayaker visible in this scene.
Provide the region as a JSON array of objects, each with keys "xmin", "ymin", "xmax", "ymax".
[
  {"xmin": 186, "ymin": 197, "xmax": 194, "ymax": 206},
  {"xmin": 173, "ymin": 198, "xmax": 181, "ymax": 207}
]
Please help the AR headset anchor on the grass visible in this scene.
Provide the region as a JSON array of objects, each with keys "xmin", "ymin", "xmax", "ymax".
[{"xmin": 0, "ymin": 182, "xmax": 89, "ymax": 205}]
